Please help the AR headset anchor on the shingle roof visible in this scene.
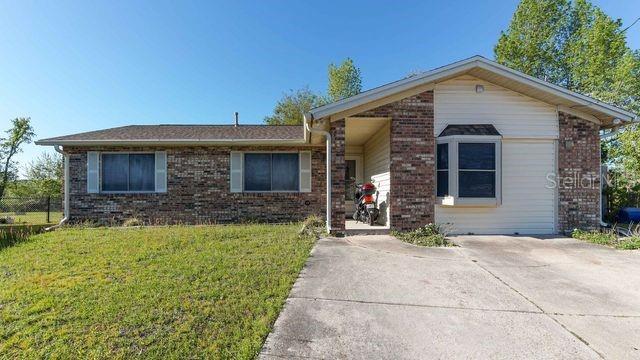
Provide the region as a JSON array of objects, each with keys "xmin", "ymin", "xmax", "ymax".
[
  {"xmin": 438, "ymin": 124, "xmax": 501, "ymax": 137},
  {"xmin": 36, "ymin": 124, "xmax": 305, "ymax": 145}
]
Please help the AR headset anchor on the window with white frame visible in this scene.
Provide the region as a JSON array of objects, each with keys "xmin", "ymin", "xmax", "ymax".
[
  {"xmin": 101, "ymin": 153, "xmax": 156, "ymax": 192},
  {"xmin": 436, "ymin": 125, "xmax": 501, "ymax": 205},
  {"xmin": 243, "ymin": 153, "xmax": 299, "ymax": 192}
]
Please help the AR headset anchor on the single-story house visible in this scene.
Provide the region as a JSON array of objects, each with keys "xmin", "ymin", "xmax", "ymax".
[{"xmin": 36, "ymin": 56, "xmax": 637, "ymax": 235}]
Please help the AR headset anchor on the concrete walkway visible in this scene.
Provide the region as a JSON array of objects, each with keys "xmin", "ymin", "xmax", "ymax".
[{"xmin": 260, "ymin": 235, "xmax": 640, "ymax": 359}]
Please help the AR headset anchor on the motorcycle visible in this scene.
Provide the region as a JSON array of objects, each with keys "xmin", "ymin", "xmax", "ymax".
[{"xmin": 353, "ymin": 182, "xmax": 379, "ymax": 226}]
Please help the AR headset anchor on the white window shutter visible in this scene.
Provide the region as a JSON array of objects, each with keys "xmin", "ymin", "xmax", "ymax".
[
  {"xmin": 230, "ymin": 152, "xmax": 243, "ymax": 192},
  {"xmin": 155, "ymin": 151, "xmax": 167, "ymax": 193},
  {"xmin": 87, "ymin": 151, "xmax": 99, "ymax": 193},
  {"xmin": 299, "ymin": 151, "xmax": 312, "ymax": 192}
]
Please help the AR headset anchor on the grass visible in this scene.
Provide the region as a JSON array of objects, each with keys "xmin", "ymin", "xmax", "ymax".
[
  {"xmin": 393, "ymin": 223, "xmax": 455, "ymax": 247},
  {"xmin": 571, "ymin": 229, "xmax": 640, "ymax": 250},
  {"xmin": 0, "ymin": 211, "xmax": 63, "ymax": 226},
  {"xmin": 0, "ymin": 224, "xmax": 315, "ymax": 359}
]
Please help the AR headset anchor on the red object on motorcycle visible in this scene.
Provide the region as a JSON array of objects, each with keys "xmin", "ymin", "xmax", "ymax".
[
  {"xmin": 361, "ymin": 182, "xmax": 375, "ymax": 192},
  {"xmin": 363, "ymin": 194, "xmax": 374, "ymax": 204}
]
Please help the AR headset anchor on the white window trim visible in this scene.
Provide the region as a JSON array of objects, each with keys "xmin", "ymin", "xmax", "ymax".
[
  {"xmin": 436, "ymin": 135, "xmax": 502, "ymax": 207},
  {"xmin": 99, "ymin": 152, "xmax": 160, "ymax": 194},
  {"xmin": 242, "ymin": 151, "xmax": 303, "ymax": 193}
]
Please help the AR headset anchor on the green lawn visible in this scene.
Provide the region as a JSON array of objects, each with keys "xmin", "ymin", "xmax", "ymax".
[
  {"xmin": 0, "ymin": 224, "xmax": 314, "ymax": 359},
  {"xmin": 0, "ymin": 211, "xmax": 63, "ymax": 226}
]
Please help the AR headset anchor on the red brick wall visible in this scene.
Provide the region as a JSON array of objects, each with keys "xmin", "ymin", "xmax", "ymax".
[
  {"xmin": 65, "ymin": 146, "xmax": 326, "ymax": 225},
  {"xmin": 354, "ymin": 91, "xmax": 436, "ymax": 231},
  {"xmin": 557, "ymin": 112, "xmax": 601, "ymax": 232},
  {"xmin": 330, "ymin": 120, "xmax": 346, "ymax": 231}
]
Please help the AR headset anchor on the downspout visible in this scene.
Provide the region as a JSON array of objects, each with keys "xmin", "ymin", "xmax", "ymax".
[
  {"xmin": 46, "ymin": 145, "xmax": 69, "ymax": 230},
  {"xmin": 304, "ymin": 113, "xmax": 332, "ymax": 232},
  {"xmin": 599, "ymin": 120, "xmax": 623, "ymax": 227}
]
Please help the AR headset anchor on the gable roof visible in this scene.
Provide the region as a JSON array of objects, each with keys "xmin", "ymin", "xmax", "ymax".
[
  {"xmin": 307, "ymin": 55, "xmax": 636, "ymax": 126},
  {"xmin": 36, "ymin": 125, "xmax": 305, "ymax": 146}
]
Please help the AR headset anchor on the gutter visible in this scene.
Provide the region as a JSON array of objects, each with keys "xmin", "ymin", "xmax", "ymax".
[
  {"xmin": 46, "ymin": 145, "xmax": 69, "ymax": 230},
  {"xmin": 34, "ymin": 138, "xmax": 309, "ymax": 147},
  {"xmin": 304, "ymin": 113, "xmax": 332, "ymax": 232}
]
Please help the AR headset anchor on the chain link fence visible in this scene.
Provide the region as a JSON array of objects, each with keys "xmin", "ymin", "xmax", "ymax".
[{"xmin": 0, "ymin": 196, "xmax": 63, "ymax": 225}]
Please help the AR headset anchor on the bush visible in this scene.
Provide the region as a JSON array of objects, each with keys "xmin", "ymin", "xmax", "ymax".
[
  {"xmin": 0, "ymin": 225, "xmax": 48, "ymax": 250},
  {"xmin": 123, "ymin": 217, "xmax": 143, "ymax": 227},
  {"xmin": 393, "ymin": 223, "xmax": 454, "ymax": 247},
  {"xmin": 571, "ymin": 228, "xmax": 640, "ymax": 250},
  {"xmin": 299, "ymin": 215, "xmax": 326, "ymax": 238},
  {"xmin": 0, "ymin": 216, "xmax": 15, "ymax": 224}
]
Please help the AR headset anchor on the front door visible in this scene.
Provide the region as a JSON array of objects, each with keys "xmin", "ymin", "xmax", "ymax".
[{"xmin": 345, "ymin": 159, "xmax": 357, "ymax": 201}]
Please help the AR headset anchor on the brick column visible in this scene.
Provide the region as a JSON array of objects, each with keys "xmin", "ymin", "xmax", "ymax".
[
  {"xmin": 330, "ymin": 119, "xmax": 346, "ymax": 232},
  {"xmin": 557, "ymin": 112, "xmax": 601, "ymax": 233},
  {"xmin": 354, "ymin": 91, "xmax": 436, "ymax": 232},
  {"xmin": 389, "ymin": 92, "xmax": 435, "ymax": 231}
]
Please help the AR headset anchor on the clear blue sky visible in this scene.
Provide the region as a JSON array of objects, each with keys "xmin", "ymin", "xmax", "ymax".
[{"xmin": 1, "ymin": 0, "xmax": 638, "ymax": 174}]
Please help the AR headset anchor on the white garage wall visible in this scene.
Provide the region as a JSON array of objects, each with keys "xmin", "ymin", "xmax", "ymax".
[
  {"xmin": 364, "ymin": 123, "xmax": 391, "ymax": 225},
  {"xmin": 435, "ymin": 75, "xmax": 558, "ymax": 139},
  {"xmin": 436, "ymin": 140, "xmax": 557, "ymax": 234},
  {"xmin": 434, "ymin": 75, "xmax": 559, "ymax": 234}
]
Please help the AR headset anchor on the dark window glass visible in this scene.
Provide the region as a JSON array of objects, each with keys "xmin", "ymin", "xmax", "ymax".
[
  {"xmin": 129, "ymin": 154, "xmax": 155, "ymax": 191},
  {"xmin": 437, "ymin": 143, "xmax": 448, "ymax": 169},
  {"xmin": 102, "ymin": 153, "xmax": 156, "ymax": 192},
  {"xmin": 437, "ymin": 171, "xmax": 449, "ymax": 197},
  {"xmin": 459, "ymin": 171, "xmax": 495, "ymax": 198},
  {"xmin": 436, "ymin": 143, "xmax": 449, "ymax": 196},
  {"xmin": 244, "ymin": 154, "xmax": 272, "ymax": 191},
  {"xmin": 102, "ymin": 154, "xmax": 129, "ymax": 191},
  {"xmin": 459, "ymin": 143, "xmax": 495, "ymax": 170},
  {"xmin": 272, "ymin": 153, "xmax": 299, "ymax": 191}
]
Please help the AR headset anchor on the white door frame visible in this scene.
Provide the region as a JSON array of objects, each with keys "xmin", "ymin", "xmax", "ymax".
[{"xmin": 345, "ymin": 155, "xmax": 364, "ymax": 184}]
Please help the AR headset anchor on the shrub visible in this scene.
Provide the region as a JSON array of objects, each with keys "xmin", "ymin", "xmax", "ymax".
[
  {"xmin": 0, "ymin": 216, "xmax": 15, "ymax": 224},
  {"xmin": 299, "ymin": 215, "xmax": 326, "ymax": 238},
  {"xmin": 123, "ymin": 217, "xmax": 143, "ymax": 227},
  {"xmin": 394, "ymin": 223, "xmax": 454, "ymax": 247},
  {"xmin": 571, "ymin": 228, "xmax": 640, "ymax": 250}
]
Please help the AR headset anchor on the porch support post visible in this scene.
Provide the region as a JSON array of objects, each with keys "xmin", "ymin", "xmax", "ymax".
[{"xmin": 330, "ymin": 119, "xmax": 346, "ymax": 233}]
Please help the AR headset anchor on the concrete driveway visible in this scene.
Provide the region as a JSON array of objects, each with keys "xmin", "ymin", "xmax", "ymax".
[{"xmin": 260, "ymin": 235, "xmax": 640, "ymax": 359}]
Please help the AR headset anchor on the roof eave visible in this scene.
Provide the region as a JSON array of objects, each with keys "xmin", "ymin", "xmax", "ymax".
[
  {"xmin": 308, "ymin": 55, "xmax": 636, "ymax": 123},
  {"xmin": 35, "ymin": 139, "xmax": 309, "ymax": 147}
]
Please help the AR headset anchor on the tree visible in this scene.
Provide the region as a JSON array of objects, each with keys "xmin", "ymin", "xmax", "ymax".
[
  {"xmin": 264, "ymin": 58, "xmax": 363, "ymax": 125},
  {"xmin": 25, "ymin": 152, "xmax": 63, "ymax": 197},
  {"xmin": 495, "ymin": 0, "xmax": 571, "ymax": 84},
  {"xmin": 495, "ymin": 0, "xmax": 640, "ymax": 113},
  {"xmin": 0, "ymin": 118, "xmax": 35, "ymax": 200},
  {"xmin": 327, "ymin": 58, "xmax": 362, "ymax": 102},
  {"xmin": 263, "ymin": 88, "xmax": 326, "ymax": 125}
]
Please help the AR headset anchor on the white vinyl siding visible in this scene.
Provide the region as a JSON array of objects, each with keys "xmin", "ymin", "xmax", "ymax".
[
  {"xmin": 436, "ymin": 140, "xmax": 556, "ymax": 234},
  {"xmin": 435, "ymin": 75, "xmax": 558, "ymax": 139},
  {"xmin": 364, "ymin": 123, "xmax": 391, "ymax": 225}
]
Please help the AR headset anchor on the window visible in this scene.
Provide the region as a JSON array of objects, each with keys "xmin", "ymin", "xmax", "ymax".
[
  {"xmin": 101, "ymin": 153, "xmax": 155, "ymax": 192},
  {"xmin": 458, "ymin": 143, "xmax": 496, "ymax": 198},
  {"xmin": 436, "ymin": 143, "xmax": 449, "ymax": 197},
  {"xmin": 244, "ymin": 153, "xmax": 299, "ymax": 191},
  {"xmin": 436, "ymin": 136, "xmax": 501, "ymax": 206}
]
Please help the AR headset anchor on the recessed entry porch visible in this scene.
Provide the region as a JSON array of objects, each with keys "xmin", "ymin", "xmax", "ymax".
[{"xmin": 344, "ymin": 117, "xmax": 391, "ymax": 232}]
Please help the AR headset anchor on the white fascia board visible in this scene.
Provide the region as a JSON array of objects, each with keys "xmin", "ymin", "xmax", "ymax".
[
  {"xmin": 308, "ymin": 56, "xmax": 481, "ymax": 119},
  {"xmin": 308, "ymin": 55, "xmax": 636, "ymax": 122}
]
